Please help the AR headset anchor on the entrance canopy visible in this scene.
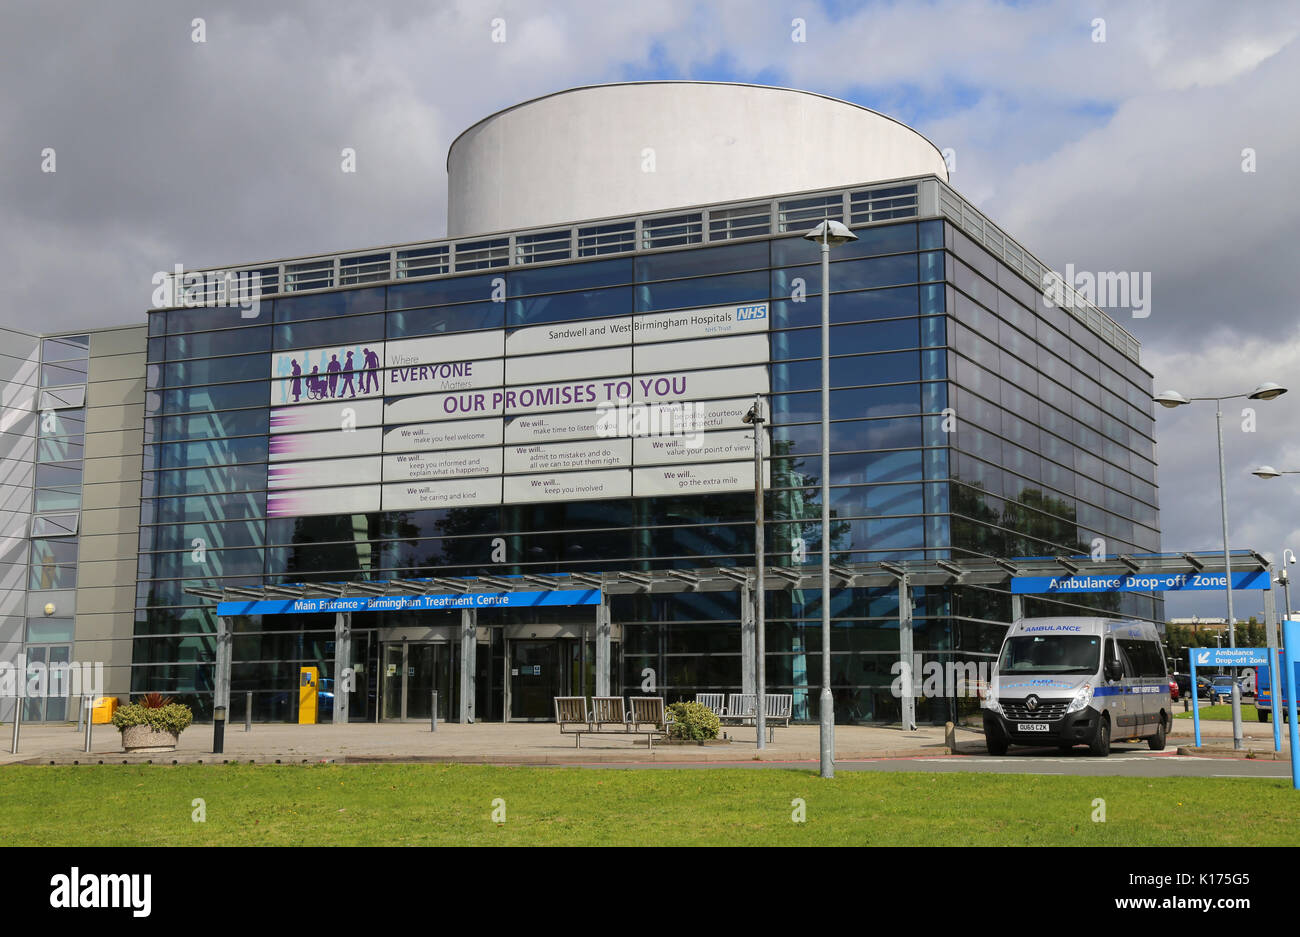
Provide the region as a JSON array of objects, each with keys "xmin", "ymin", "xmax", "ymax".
[{"xmin": 186, "ymin": 549, "xmax": 1273, "ymax": 610}]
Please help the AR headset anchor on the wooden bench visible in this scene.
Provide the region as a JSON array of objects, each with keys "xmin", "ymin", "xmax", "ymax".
[
  {"xmin": 554, "ymin": 696, "xmax": 591, "ymax": 748},
  {"xmin": 628, "ymin": 696, "xmax": 673, "ymax": 749}
]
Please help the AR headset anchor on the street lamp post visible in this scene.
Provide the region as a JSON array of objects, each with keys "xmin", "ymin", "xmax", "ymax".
[
  {"xmin": 803, "ymin": 218, "xmax": 857, "ymax": 780},
  {"xmin": 1155, "ymin": 382, "xmax": 1287, "ymax": 750},
  {"xmin": 743, "ymin": 396, "xmax": 767, "ymax": 750}
]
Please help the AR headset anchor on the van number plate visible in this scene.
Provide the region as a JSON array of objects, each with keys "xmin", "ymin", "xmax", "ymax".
[{"xmin": 1017, "ymin": 723, "xmax": 1049, "ymax": 732}]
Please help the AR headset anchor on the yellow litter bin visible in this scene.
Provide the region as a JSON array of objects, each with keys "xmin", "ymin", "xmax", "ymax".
[{"xmin": 91, "ymin": 697, "xmax": 118, "ymax": 724}]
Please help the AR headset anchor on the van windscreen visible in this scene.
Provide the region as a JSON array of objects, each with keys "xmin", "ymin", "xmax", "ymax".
[{"xmin": 998, "ymin": 635, "xmax": 1101, "ymax": 675}]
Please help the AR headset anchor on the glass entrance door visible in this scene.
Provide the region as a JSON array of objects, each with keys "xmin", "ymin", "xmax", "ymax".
[
  {"xmin": 23, "ymin": 644, "xmax": 71, "ymax": 722},
  {"xmin": 382, "ymin": 644, "xmax": 404, "ymax": 720},
  {"xmin": 380, "ymin": 643, "xmax": 455, "ymax": 722},
  {"xmin": 509, "ymin": 641, "xmax": 561, "ymax": 720}
]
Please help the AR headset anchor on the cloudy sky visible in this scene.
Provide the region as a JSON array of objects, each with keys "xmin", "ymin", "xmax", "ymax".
[{"xmin": 2, "ymin": 0, "xmax": 1297, "ymax": 619}]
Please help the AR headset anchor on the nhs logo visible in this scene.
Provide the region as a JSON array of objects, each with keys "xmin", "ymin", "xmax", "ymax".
[{"xmin": 735, "ymin": 304, "xmax": 768, "ymax": 321}]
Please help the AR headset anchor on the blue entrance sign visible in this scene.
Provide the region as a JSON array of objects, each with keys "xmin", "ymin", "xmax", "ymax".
[
  {"xmin": 1010, "ymin": 570, "xmax": 1271, "ymax": 594},
  {"xmin": 217, "ymin": 588, "xmax": 602, "ymax": 617},
  {"xmin": 1191, "ymin": 647, "xmax": 1270, "ymax": 668}
]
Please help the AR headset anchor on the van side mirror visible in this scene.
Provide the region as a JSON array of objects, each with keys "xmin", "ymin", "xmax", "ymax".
[{"xmin": 1104, "ymin": 659, "xmax": 1122, "ymax": 682}]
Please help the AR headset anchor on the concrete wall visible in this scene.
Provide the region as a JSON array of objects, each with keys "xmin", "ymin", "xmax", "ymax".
[
  {"xmin": 73, "ymin": 325, "xmax": 146, "ymax": 703},
  {"xmin": 447, "ymin": 82, "xmax": 950, "ymax": 236},
  {"xmin": 0, "ymin": 328, "xmax": 39, "ymax": 720}
]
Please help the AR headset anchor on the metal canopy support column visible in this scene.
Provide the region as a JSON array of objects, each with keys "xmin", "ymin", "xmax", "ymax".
[
  {"xmin": 333, "ymin": 611, "xmax": 350, "ymax": 724},
  {"xmin": 1010, "ymin": 593, "xmax": 1023, "ymax": 624},
  {"xmin": 595, "ymin": 600, "xmax": 611, "ymax": 698},
  {"xmin": 460, "ymin": 608, "xmax": 476, "ymax": 724},
  {"xmin": 213, "ymin": 615, "xmax": 232, "ymax": 752},
  {"xmin": 899, "ymin": 576, "xmax": 916, "ymax": 731},
  {"xmin": 740, "ymin": 582, "xmax": 755, "ymax": 698}
]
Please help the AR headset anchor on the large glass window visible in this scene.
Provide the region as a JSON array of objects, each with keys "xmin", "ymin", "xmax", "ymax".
[
  {"xmin": 508, "ymin": 286, "xmax": 634, "ymax": 327},
  {"xmin": 274, "ymin": 287, "xmax": 384, "ymax": 322},
  {"xmin": 634, "ymin": 271, "xmax": 767, "ymax": 313},
  {"xmin": 387, "ymin": 301, "xmax": 503, "ymax": 338},
  {"xmin": 166, "ymin": 326, "xmax": 271, "ymax": 360},
  {"xmin": 30, "ymin": 538, "xmax": 78, "ymax": 590}
]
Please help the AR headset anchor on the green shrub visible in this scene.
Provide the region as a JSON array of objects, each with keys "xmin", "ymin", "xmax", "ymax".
[
  {"xmin": 667, "ymin": 701, "xmax": 720, "ymax": 741},
  {"xmin": 111, "ymin": 702, "xmax": 194, "ymax": 736}
]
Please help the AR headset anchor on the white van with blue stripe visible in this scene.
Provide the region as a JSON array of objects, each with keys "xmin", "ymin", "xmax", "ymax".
[{"xmin": 982, "ymin": 617, "xmax": 1171, "ymax": 756}]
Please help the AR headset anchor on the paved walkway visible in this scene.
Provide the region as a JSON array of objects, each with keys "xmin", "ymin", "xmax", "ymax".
[
  {"xmin": 2, "ymin": 721, "xmax": 972, "ymax": 765},
  {"xmin": 2, "ymin": 712, "xmax": 1285, "ymax": 766}
]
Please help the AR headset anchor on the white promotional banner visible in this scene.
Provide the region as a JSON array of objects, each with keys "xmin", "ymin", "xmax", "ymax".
[
  {"xmin": 633, "ymin": 333, "xmax": 768, "ymax": 374},
  {"xmin": 632, "ymin": 303, "xmax": 769, "ymax": 344},
  {"xmin": 268, "ymin": 484, "xmax": 381, "ymax": 518},
  {"xmin": 633, "ymin": 460, "xmax": 767, "ymax": 497},
  {"xmin": 270, "ymin": 398, "xmax": 384, "ymax": 434},
  {"xmin": 505, "ymin": 316, "xmax": 633, "ymax": 356},
  {"xmin": 381, "ymin": 476, "xmax": 502, "ymax": 511},
  {"xmin": 633, "ymin": 428, "xmax": 766, "ymax": 466},
  {"xmin": 386, "ymin": 330, "xmax": 504, "ymax": 367},
  {"xmin": 382, "ymin": 446, "xmax": 503, "ymax": 481},
  {"xmin": 503, "ymin": 410, "xmax": 603, "ymax": 445},
  {"xmin": 268, "ymin": 456, "xmax": 380, "ymax": 489},
  {"xmin": 503, "ymin": 468, "xmax": 631, "ymax": 504},
  {"xmin": 504, "ymin": 438, "xmax": 631, "ymax": 475},
  {"xmin": 269, "ymin": 427, "xmax": 383, "ymax": 463},
  {"xmin": 269, "ymin": 302, "xmax": 770, "ymax": 515},
  {"xmin": 383, "ymin": 417, "xmax": 503, "ymax": 453},
  {"xmin": 384, "ymin": 357, "xmax": 504, "ymax": 396},
  {"xmin": 384, "ymin": 390, "xmax": 501, "ymax": 425},
  {"xmin": 271, "ymin": 342, "xmax": 384, "ymax": 406},
  {"xmin": 505, "ymin": 346, "xmax": 631, "ymax": 386}
]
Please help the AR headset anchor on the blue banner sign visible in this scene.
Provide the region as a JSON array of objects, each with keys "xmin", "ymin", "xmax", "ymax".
[
  {"xmin": 1191, "ymin": 647, "xmax": 1270, "ymax": 668},
  {"xmin": 1011, "ymin": 570, "xmax": 1271, "ymax": 594},
  {"xmin": 217, "ymin": 588, "xmax": 602, "ymax": 617}
]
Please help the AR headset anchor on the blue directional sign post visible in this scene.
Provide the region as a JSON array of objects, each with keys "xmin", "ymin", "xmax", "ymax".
[
  {"xmin": 1285, "ymin": 621, "xmax": 1300, "ymax": 791},
  {"xmin": 1189, "ymin": 646, "xmax": 1271, "ymax": 749}
]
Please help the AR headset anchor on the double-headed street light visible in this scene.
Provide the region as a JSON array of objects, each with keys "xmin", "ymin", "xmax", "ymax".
[
  {"xmin": 803, "ymin": 219, "xmax": 857, "ymax": 779},
  {"xmin": 1251, "ymin": 470, "xmax": 1299, "ymax": 620},
  {"xmin": 1154, "ymin": 381, "xmax": 1288, "ymax": 750}
]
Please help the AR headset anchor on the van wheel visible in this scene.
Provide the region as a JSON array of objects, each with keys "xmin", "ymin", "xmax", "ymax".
[
  {"xmin": 1257, "ymin": 708, "xmax": 1270, "ymax": 723},
  {"xmin": 1089, "ymin": 716, "xmax": 1111, "ymax": 757},
  {"xmin": 986, "ymin": 726, "xmax": 1008, "ymax": 756},
  {"xmin": 1147, "ymin": 715, "xmax": 1167, "ymax": 751}
]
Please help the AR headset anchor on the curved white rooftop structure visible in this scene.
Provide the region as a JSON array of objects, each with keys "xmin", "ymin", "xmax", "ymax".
[{"xmin": 447, "ymin": 81, "xmax": 949, "ymax": 236}]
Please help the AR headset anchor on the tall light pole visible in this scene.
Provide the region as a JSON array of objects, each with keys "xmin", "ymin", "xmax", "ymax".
[
  {"xmin": 1154, "ymin": 382, "xmax": 1287, "ymax": 750},
  {"xmin": 1249, "ymin": 470, "xmax": 1299, "ymax": 615},
  {"xmin": 803, "ymin": 219, "xmax": 857, "ymax": 779},
  {"xmin": 743, "ymin": 395, "xmax": 767, "ymax": 750}
]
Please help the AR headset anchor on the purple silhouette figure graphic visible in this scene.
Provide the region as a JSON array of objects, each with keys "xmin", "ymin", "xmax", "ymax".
[
  {"xmin": 290, "ymin": 359, "xmax": 302, "ymax": 403},
  {"xmin": 326, "ymin": 354, "xmax": 341, "ymax": 398},
  {"xmin": 340, "ymin": 351, "xmax": 357, "ymax": 398},
  {"xmin": 306, "ymin": 365, "xmax": 325, "ymax": 400},
  {"xmin": 363, "ymin": 347, "xmax": 380, "ymax": 394}
]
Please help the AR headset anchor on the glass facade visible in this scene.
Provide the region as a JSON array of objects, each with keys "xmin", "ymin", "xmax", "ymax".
[{"xmin": 135, "ymin": 216, "xmax": 1160, "ymax": 723}]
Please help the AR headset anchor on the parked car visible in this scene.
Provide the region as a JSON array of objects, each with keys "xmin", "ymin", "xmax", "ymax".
[
  {"xmin": 1173, "ymin": 673, "xmax": 1212, "ymax": 698},
  {"xmin": 1210, "ymin": 675, "xmax": 1236, "ymax": 700}
]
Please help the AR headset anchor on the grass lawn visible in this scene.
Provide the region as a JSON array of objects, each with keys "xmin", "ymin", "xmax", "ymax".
[
  {"xmin": 1174, "ymin": 703, "xmax": 1265, "ymax": 721},
  {"xmin": 1, "ymin": 764, "xmax": 1298, "ymax": 846}
]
